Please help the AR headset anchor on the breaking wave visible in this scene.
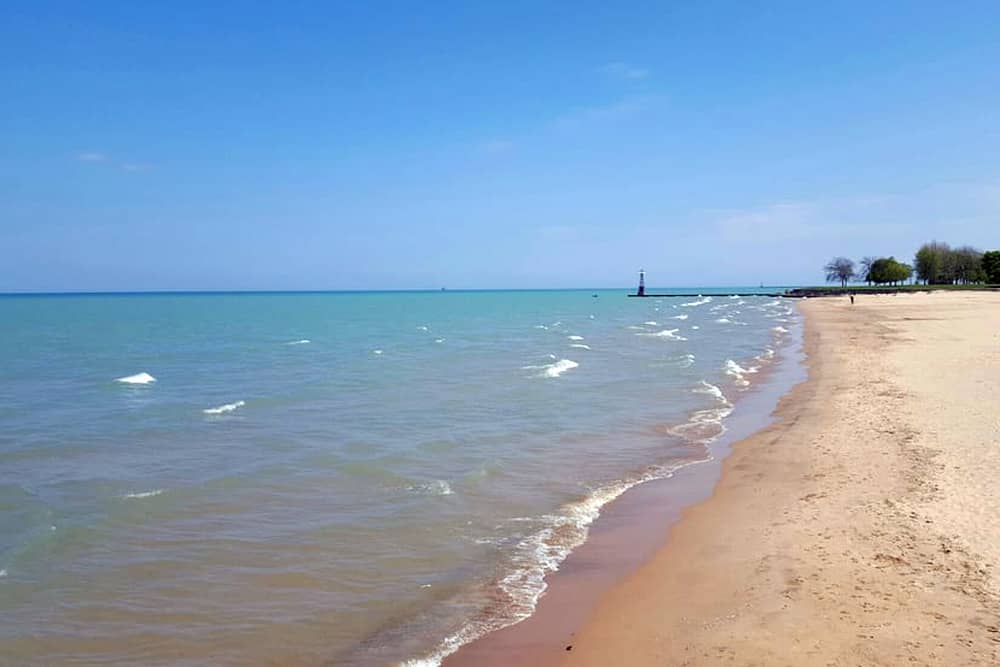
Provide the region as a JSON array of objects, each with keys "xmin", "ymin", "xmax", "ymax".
[
  {"xmin": 115, "ymin": 372, "xmax": 156, "ymax": 385},
  {"xmin": 203, "ymin": 400, "xmax": 245, "ymax": 415}
]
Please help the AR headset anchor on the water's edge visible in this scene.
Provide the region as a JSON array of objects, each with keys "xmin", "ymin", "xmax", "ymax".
[{"xmin": 412, "ymin": 312, "xmax": 808, "ymax": 666}]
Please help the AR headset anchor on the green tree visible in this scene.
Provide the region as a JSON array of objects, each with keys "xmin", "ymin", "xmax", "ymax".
[
  {"xmin": 952, "ymin": 246, "xmax": 984, "ymax": 284},
  {"xmin": 983, "ymin": 250, "xmax": 1000, "ymax": 284},
  {"xmin": 869, "ymin": 257, "xmax": 911, "ymax": 285},
  {"xmin": 915, "ymin": 241, "xmax": 952, "ymax": 284},
  {"xmin": 824, "ymin": 257, "xmax": 856, "ymax": 287}
]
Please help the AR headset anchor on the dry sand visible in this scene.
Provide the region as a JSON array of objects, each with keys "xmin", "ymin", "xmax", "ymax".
[{"xmin": 562, "ymin": 292, "xmax": 1000, "ymax": 666}]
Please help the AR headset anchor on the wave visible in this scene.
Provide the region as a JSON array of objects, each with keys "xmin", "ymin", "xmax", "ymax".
[
  {"xmin": 643, "ymin": 321, "xmax": 658, "ymax": 326},
  {"xmin": 670, "ymin": 314, "xmax": 688, "ymax": 320},
  {"xmin": 417, "ymin": 326, "xmax": 429, "ymax": 332},
  {"xmin": 122, "ymin": 489, "xmax": 164, "ymax": 499},
  {"xmin": 401, "ymin": 385, "xmax": 749, "ymax": 666},
  {"xmin": 637, "ymin": 328, "xmax": 687, "ymax": 341},
  {"xmin": 679, "ymin": 296, "xmax": 712, "ymax": 307},
  {"xmin": 407, "ymin": 480, "xmax": 454, "ymax": 497},
  {"xmin": 692, "ymin": 380, "xmax": 727, "ymax": 403},
  {"xmin": 401, "ymin": 455, "xmax": 705, "ymax": 667},
  {"xmin": 285, "ymin": 339, "xmax": 311, "ymax": 345},
  {"xmin": 772, "ymin": 325, "xmax": 789, "ymax": 333},
  {"xmin": 569, "ymin": 343, "xmax": 591, "ymax": 350},
  {"xmin": 567, "ymin": 335, "xmax": 584, "ymax": 341},
  {"xmin": 523, "ymin": 359, "xmax": 579, "ymax": 378},
  {"xmin": 715, "ymin": 317, "xmax": 731, "ymax": 324},
  {"xmin": 203, "ymin": 400, "xmax": 245, "ymax": 415},
  {"xmin": 672, "ymin": 353, "xmax": 696, "ymax": 368},
  {"xmin": 372, "ymin": 349, "xmax": 384, "ymax": 355},
  {"xmin": 115, "ymin": 372, "xmax": 156, "ymax": 385},
  {"xmin": 725, "ymin": 359, "xmax": 758, "ymax": 387},
  {"xmin": 0, "ymin": 568, "xmax": 6, "ymax": 578},
  {"xmin": 435, "ymin": 338, "xmax": 446, "ymax": 344}
]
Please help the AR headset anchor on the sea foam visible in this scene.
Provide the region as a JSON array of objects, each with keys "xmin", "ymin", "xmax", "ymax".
[
  {"xmin": 637, "ymin": 328, "xmax": 687, "ymax": 341},
  {"xmin": 203, "ymin": 400, "xmax": 245, "ymax": 415},
  {"xmin": 679, "ymin": 296, "xmax": 712, "ymax": 307},
  {"xmin": 115, "ymin": 372, "xmax": 156, "ymax": 385},
  {"xmin": 523, "ymin": 359, "xmax": 579, "ymax": 378},
  {"xmin": 123, "ymin": 489, "xmax": 164, "ymax": 499},
  {"xmin": 725, "ymin": 359, "xmax": 758, "ymax": 387},
  {"xmin": 285, "ymin": 339, "xmax": 311, "ymax": 345}
]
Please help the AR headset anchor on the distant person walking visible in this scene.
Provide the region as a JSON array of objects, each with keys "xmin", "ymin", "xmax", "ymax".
[{"xmin": 850, "ymin": 294, "xmax": 855, "ymax": 305}]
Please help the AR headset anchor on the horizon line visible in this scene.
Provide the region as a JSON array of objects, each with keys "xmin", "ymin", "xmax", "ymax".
[{"xmin": 0, "ymin": 285, "xmax": 804, "ymax": 297}]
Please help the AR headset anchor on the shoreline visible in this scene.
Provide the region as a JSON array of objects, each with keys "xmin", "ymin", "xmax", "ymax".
[
  {"xmin": 441, "ymin": 315, "xmax": 808, "ymax": 665},
  {"xmin": 558, "ymin": 292, "xmax": 1000, "ymax": 665}
]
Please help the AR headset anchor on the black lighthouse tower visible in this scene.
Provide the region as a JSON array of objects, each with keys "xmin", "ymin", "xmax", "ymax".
[{"xmin": 637, "ymin": 269, "xmax": 645, "ymax": 296}]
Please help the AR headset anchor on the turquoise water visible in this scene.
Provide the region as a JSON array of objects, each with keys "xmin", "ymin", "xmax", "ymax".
[{"xmin": 0, "ymin": 289, "xmax": 797, "ymax": 665}]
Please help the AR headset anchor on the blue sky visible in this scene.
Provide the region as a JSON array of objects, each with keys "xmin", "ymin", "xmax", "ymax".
[{"xmin": 2, "ymin": 1, "xmax": 1000, "ymax": 290}]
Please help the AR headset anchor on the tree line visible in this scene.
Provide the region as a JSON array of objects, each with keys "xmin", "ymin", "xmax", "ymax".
[{"xmin": 824, "ymin": 242, "xmax": 1000, "ymax": 287}]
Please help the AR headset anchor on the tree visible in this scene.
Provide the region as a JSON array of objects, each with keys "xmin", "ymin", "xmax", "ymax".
[
  {"xmin": 983, "ymin": 250, "xmax": 1000, "ymax": 284},
  {"xmin": 869, "ymin": 257, "xmax": 911, "ymax": 285},
  {"xmin": 952, "ymin": 246, "xmax": 984, "ymax": 284},
  {"xmin": 824, "ymin": 257, "xmax": 856, "ymax": 287},
  {"xmin": 915, "ymin": 241, "xmax": 953, "ymax": 284},
  {"xmin": 859, "ymin": 256, "xmax": 877, "ymax": 285}
]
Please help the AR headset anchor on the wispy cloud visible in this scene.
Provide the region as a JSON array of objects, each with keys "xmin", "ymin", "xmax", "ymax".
[
  {"xmin": 551, "ymin": 95, "xmax": 659, "ymax": 132},
  {"xmin": 75, "ymin": 151, "xmax": 153, "ymax": 172},
  {"xmin": 597, "ymin": 62, "xmax": 650, "ymax": 80},
  {"xmin": 480, "ymin": 139, "xmax": 512, "ymax": 155}
]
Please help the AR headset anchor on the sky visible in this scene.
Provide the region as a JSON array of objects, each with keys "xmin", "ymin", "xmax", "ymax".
[{"xmin": 2, "ymin": 1, "xmax": 1000, "ymax": 291}]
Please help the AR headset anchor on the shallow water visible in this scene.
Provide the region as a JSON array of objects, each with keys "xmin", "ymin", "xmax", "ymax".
[{"xmin": 0, "ymin": 289, "xmax": 798, "ymax": 665}]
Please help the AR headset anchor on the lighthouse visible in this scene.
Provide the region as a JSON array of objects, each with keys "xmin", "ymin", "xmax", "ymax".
[{"xmin": 637, "ymin": 269, "xmax": 645, "ymax": 296}]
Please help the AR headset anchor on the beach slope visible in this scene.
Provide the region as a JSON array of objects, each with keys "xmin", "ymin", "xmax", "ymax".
[{"xmin": 564, "ymin": 292, "xmax": 1000, "ymax": 665}]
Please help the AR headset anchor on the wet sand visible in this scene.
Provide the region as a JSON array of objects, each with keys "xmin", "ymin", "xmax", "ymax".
[
  {"xmin": 449, "ymin": 292, "xmax": 1000, "ymax": 665},
  {"xmin": 559, "ymin": 292, "xmax": 1000, "ymax": 665}
]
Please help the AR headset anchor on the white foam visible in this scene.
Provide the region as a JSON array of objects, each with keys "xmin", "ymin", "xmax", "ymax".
[
  {"xmin": 123, "ymin": 489, "xmax": 163, "ymax": 499},
  {"xmin": 417, "ymin": 325, "xmax": 429, "ymax": 331},
  {"xmin": 524, "ymin": 359, "xmax": 579, "ymax": 378},
  {"xmin": 729, "ymin": 294, "xmax": 741, "ymax": 299},
  {"xmin": 400, "ymin": 457, "xmax": 709, "ymax": 667},
  {"xmin": 673, "ymin": 353, "xmax": 696, "ymax": 368},
  {"xmin": 567, "ymin": 335, "xmax": 584, "ymax": 341},
  {"xmin": 643, "ymin": 321, "xmax": 658, "ymax": 326},
  {"xmin": 115, "ymin": 372, "xmax": 156, "ymax": 385},
  {"xmin": 693, "ymin": 380, "xmax": 728, "ymax": 403},
  {"xmin": 691, "ymin": 325, "xmax": 700, "ymax": 330},
  {"xmin": 569, "ymin": 343, "xmax": 591, "ymax": 350},
  {"xmin": 725, "ymin": 359, "xmax": 759, "ymax": 387},
  {"xmin": 203, "ymin": 400, "xmax": 245, "ymax": 415},
  {"xmin": 543, "ymin": 359, "xmax": 578, "ymax": 378},
  {"xmin": 0, "ymin": 569, "xmax": 7, "ymax": 578},
  {"xmin": 679, "ymin": 296, "xmax": 712, "ymax": 307},
  {"xmin": 637, "ymin": 328, "xmax": 688, "ymax": 341},
  {"xmin": 408, "ymin": 480, "xmax": 454, "ymax": 496},
  {"xmin": 533, "ymin": 325, "xmax": 548, "ymax": 330},
  {"xmin": 372, "ymin": 349, "xmax": 383, "ymax": 355},
  {"xmin": 772, "ymin": 325, "xmax": 789, "ymax": 333},
  {"xmin": 285, "ymin": 339, "xmax": 311, "ymax": 345},
  {"xmin": 715, "ymin": 317, "xmax": 732, "ymax": 323},
  {"xmin": 670, "ymin": 314, "xmax": 688, "ymax": 320},
  {"xmin": 434, "ymin": 338, "xmax": 445, "ymax": 344}
]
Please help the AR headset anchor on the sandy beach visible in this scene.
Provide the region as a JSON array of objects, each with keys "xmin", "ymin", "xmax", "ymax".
[{"xmin": 556, "ymin": 292, "xmax": 1000, "ymax": 665}]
